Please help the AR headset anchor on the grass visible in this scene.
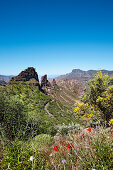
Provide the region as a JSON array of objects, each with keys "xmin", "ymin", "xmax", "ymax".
[
  {"xmin": 1, "ymin": 126, "xmax": 112, "ymax": 169},
  {"xmin": 40, "ymin": 127, "xmax": 113, "ymax": 170}
]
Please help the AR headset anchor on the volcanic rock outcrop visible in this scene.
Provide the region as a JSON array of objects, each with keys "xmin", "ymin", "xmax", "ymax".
[
  {"xmin": 41, "ymin": 74, "xmax": 51, "ymax": 88},
  {"xmin": 9, "ymin": 67, "xmax": 39, "ymax": 86},
  {"xmin": 51, "ymin": 79, "xmax": 57, "ymax": 87}
]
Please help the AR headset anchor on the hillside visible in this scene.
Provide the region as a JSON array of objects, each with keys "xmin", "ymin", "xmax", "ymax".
[
  {"xmin": 0, "ymin": 67, "xmax": 79, "ymax": 137},
  {"xmin": 48, "ymin": 79, "xmax": 83, "ymax": 106},
  {"xmin": 56, "ymin": 69, "xmax": 113, "ymax": 80},
  {"xmin": 0, "ymin": 69, "xmax": 113, "ymax": 169}
]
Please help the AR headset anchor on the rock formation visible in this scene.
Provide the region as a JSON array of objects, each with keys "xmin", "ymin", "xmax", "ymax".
[
  {"xmin": 41, "ymin": 74, "xmax": 51, "ymax": 88},
  {"xmin": 9, "ymin": 67, "xmax": 39, "ymax": 85},
  {"xmin": 51, "ymin": 79, "xmax": 57, "ymax": 87}
]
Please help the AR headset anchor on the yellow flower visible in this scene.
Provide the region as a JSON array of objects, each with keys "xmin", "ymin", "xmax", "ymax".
[
  {"xmin": 109, "ymin": 119, "xmax": 113, "ymax": 127},
  {"xmin": 95, "ymin": 71, "xmax": 102, "ymax": 79},
  {"xmin": 74, "ymin": 106, "xmax": 80, "ymax": 113}
]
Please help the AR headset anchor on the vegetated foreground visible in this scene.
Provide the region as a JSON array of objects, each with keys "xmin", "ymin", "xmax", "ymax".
[{"xmin": 0, "ymin": 71, "xmax": 113, "ymax": 169}]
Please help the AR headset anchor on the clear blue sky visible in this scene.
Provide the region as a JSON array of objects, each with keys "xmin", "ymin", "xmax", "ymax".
[{"xmin": 0, "ymin": 0, "xmax": 113, "ymax": 75}]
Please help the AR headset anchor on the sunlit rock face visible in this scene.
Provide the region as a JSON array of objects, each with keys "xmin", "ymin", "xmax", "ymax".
[{"xmin": 9, "ymin": 67, "xmax": 39, "ymax": 84}]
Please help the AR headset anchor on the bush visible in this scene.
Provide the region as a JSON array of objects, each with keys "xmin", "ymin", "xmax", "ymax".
[
  {"xmin": 74, "ymin": 72, "xmax": 113, "ymax": 124},
  {"xmin": 0, "ymin": 91, "xmax": 26, "ymax": 140},
  {"xmin": 56, "ymin": 122, "xmax": 83, "ymax": 136},
  {"xmin": 1, "ymin": 140, "xmax": 45, "ymax": 170}
]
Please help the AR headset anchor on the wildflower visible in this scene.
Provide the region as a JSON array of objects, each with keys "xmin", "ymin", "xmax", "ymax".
[
  {"xmin": 85, "ymin": 145, "xmax": 89, "ymax": 149},
  {"xmin": 49, "ymin": 153, "xmax": 53, "ymax": 156},
  {"xmin": 29, "ymin": 156, "xmax": 34, "ymax": 161},
  {"xmin": 109, "ymin": 119, "xmax": 113, "ymax": 126},
  {"xmin": 87, "ymin": 128, "xmax": 91, "ymax": 132},
  {"xmin": 54, "ymin": 146, "xmax": 58, "ymax": 151},
  {"xmin": 70, "ymin": 143, "xmax": 73, "ymax": 147},
  {"xmin": 67, "ymin": 143, "xmax": 73, "ymax": 149},
  {"xmin": 62, "ymin": 159, "xmax": 66, "ymax": 163}
]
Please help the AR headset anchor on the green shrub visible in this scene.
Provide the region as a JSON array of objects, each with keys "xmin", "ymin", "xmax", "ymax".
[
  {"xmin": 75, "ymin": 72, "xmax": 113, "ymax": 124},
  {"xmin": 56, "ymin": 122, "xmax": 83, "ymax": 136},
  {"xmin": 0, "ymin": 83, "xmax": 56, "ymax": 141},
  {"xmin": 1, "ymin": 141, "xmax": 45, "ymax": 170},
  {"xmin": 0, "ymin": 91, "xmax": 26, "ymax": 140}
]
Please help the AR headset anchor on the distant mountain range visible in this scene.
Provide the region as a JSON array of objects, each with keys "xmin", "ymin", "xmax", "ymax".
[
  {"xmin": 56, "ymin": 69, "xmax": 113, "ymax": 80},
  {"xmin": 0, "ymin": 75, "xmax": 13, "ymax": 83}
]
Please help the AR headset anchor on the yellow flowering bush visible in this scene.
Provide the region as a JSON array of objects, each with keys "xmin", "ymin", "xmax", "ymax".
[
  {"xmin": 74, "ymin": 71, "xmax": 113, "ymax": 124},
  {"xmin": 109, "ymin": 119, "xmax": 113, "ymax": 127}
]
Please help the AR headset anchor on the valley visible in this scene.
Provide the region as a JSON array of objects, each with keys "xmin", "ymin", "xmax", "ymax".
[{"xmin": 0, "ymin": 67, "xmax": 113, "ymax": 169}]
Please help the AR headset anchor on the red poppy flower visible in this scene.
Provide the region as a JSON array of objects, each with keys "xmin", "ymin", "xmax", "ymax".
[
  {"xmin": 54, "ymin": 146, "xmax": 58, "ymax": 151},
  {"xmin": 67, "ymin": 143, "xmax": 73, "ymax": 149},
  {"xmin": 87, "ymin": 128, "xmax": 91, "ymax": 132},
  {"xmin": 70, "ymin": 143, "xmax": 73, "ymax": 147}
]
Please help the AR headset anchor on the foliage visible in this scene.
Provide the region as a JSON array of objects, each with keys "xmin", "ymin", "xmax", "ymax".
[
  {"xmin": 56, "ymin": 122, "xmax": 83, "ymax": 136},
  {"xmin": 74, "ymin": 72, "xmax": 113, "ymax": 124},
  {"xmin": 0, "ymin": 90, "xmax": 26, "ymax": 140},
  {"xmin": 109, "ymin": 119, "xmax": 113, "ymax": 127},
  {"xmin": 39, "ymin": 127, "xmax": 113, "ymax": 170},
  {"xmin": 1, "ymin": 140, "xmax": 45, "ymax": 170},
  {"xmin": 0, "ymin": 75, "xmax": 112, "ymax": 169},
  {"xmin": 31, "ymin": 134, "xmax": 54, "ymax": 150},
  {"xmin": 47, "ymin": 100, "xmax": 76, "ymax": 125},
  {"xmin": 0, "ymin": 82, "xmax": 56, "ymax": 140},
  {"xmin": 78, "ymin": 130, "xmax": 113, "ymax": 169}
]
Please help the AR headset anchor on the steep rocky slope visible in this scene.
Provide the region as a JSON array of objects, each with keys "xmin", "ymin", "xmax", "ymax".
[
  {"xmin": 48, "ymin": 78, "xmax": 84, "ymax": 106},
  {"xmin": 9, "ymin": 67, "xmax": 39, "ymax": 84}
]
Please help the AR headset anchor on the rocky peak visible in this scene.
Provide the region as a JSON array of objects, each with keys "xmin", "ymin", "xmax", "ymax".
[
  {"xmin": 41, "ymin": 74, "xmax": 51, "ymax": 88},
  {"xmin": 51, "ymin": 79, "xmax": 57, "ymax": 86},
  {"xmin": 9, "ymin": 67, "xmax": 39, "ymax": 84}
]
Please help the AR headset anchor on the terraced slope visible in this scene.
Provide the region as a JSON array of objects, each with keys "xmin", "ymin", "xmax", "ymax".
[{"xmin": 48, "ymin": 79, "xmax": 84, "ymax": 106}]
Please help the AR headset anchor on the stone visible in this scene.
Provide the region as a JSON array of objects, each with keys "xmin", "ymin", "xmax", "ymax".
[
  {"xmin": 41, "ymin": 74, "xmax": 51, "ymax": 88},
  {"xmin": 51, "ymin": 79, "xmax": 57, "ymax": 86},
  {"xmin": 9, "ymin": 67, "xmax": 39, "ymax": 84}
]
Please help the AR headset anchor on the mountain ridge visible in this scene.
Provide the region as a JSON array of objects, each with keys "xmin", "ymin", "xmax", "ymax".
[{"xmin": 55, "ymin": 69, "xmax": 113, "ymax": 80}]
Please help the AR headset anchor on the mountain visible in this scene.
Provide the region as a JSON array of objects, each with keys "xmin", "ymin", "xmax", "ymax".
[
  {"xmin": 0, "ymin": 80, "xmax": 7, "ymax": 85},
  {"xmin": 48, "ymin": 78, "xmax": 83, "ymax": 106},
  {"xmin": 56, "ymin": 69, "xmax": 113, "ymax": 80},
  {"xmin": 9, "ymin": 67, "xmax": 39, "ymax": 83},
  {"xmin": 0, "ymin": 75, "xmax": 13, "ymax": 82}
]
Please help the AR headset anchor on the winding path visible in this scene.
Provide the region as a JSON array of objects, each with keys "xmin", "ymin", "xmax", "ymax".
[{"xmin": 44, "ymin": 101, "xmax": 54, "ymax": 117}]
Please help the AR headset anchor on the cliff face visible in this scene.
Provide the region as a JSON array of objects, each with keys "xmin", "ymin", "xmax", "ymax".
[
  {"xmin": 41, "ymin": 74, "xmax": 51, "ymax": 88},
  {"xmin": 56, "ymin": 69, "xmax": 113, "ymax": 80},
  {"xmin": 9, "ymin": 67, "xmax": 39, "ymax": 85}
]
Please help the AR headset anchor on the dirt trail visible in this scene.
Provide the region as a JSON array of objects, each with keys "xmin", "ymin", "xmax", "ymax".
[{"xmin": 44, "ymin": 101, "xmax": 54, "ymax": 117}]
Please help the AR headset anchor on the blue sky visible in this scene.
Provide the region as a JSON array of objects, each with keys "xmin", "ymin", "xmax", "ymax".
[{"xmin": 0, "ymin": 0, "xmax": 113, "ymax": 75}]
